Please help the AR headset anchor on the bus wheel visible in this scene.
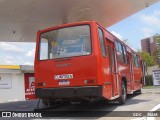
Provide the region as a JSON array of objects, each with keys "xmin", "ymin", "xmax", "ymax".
[{"xmin": 118, "ymin": 81, "xmax": 127, "ymax": 104}]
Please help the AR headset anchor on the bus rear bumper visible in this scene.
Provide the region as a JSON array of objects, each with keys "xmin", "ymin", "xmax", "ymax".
[{"xmin": 35, "ymin": 86, "xmax": 102, "ymax": 99}]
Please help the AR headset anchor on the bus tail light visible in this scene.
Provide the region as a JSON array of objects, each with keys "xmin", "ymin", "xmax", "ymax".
[{"xmin": 84, "ymin": 80, "xmax": 96, "ymax": 84}]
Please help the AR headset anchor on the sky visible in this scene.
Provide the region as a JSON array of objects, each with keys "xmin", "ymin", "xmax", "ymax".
[
  {"xmin": 0, "ymin": 42, "xmax": 35, "ymax": 65},
  {"xmin": 0, "ymin": 2, "xmax": 160, "ymax": 65},
  {"xmin": 108, "ymin": 1, "xmax": 160, "ymax": 50}
]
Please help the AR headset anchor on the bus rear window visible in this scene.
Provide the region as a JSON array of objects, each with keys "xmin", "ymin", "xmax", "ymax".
[{"xmin": 39, "ymin": 25, "xmax": 91, "ymax": 60}]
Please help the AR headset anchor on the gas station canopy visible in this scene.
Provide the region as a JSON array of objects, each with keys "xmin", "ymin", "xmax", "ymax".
[{"xmin": 0, "ymin": 0, "xmax": 159, "ymax": 42}]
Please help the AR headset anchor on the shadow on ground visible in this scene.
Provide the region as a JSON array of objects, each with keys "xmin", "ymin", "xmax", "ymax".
[{"xmin": 0, "ymin": 93, "xmax": 150, "ymax": 118}]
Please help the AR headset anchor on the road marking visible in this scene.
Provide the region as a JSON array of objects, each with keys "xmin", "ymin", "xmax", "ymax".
[{"xmin": 150, "ymin": 103, "xmax": 160, "ymax": 111}]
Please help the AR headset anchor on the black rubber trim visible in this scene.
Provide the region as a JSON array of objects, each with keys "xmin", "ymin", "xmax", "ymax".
[{"xmin": 35, "ymin": 86, "xmax": 102, "ymax": 98}]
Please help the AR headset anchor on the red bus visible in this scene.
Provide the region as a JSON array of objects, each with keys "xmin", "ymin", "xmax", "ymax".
[{"xmin": 35, "ymin": 21, "xmax": 145, "ymax": 106}]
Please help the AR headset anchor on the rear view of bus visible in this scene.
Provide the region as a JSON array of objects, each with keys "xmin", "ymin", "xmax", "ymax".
[{"xmin": 35, "ymin": 21, "xmax": 103, "ymax": 105}]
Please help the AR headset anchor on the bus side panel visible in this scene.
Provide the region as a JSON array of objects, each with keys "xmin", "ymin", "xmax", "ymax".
[
  {"xmin": 99, "ymin": 28, "xmax": 114, "ymax": 100},
  {"xmin": 133, "ymin": 66, "xmax": 142, "ymax": 90},
  {"xmin": 91, "ymin": 23, "xmax": 104, "ymax": 86}
]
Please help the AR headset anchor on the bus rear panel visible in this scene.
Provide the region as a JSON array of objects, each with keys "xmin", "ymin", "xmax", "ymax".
[{"xmin": 35, "ymin": 22, "xmax": 104, "ymax": 102}]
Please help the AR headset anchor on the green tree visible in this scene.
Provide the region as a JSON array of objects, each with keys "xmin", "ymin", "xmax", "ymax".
[
  {"xmin": 152, "ymin": 49, "xmax": 160, "ymax": 67},
  {"xmin": 152, "ymin": 34, "xmax": 160, "ymax": 67},
  {"xmin": 137, "ymin": 52, "xmax": 154, "ymax": 67}
]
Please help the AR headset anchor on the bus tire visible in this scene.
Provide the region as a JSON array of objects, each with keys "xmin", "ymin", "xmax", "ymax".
[{"xmin": 118, "ymin": 80, "xmax": 127, "ymax": 104}]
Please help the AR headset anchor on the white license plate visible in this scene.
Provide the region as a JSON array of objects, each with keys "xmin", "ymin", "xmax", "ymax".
[
  {"xmin": 54, "ymin": 74, "xmax": 73, "ymax": 80},
  {"xmin": 59, "ymin": 80, "xmax": 70, "ymax": 85}
]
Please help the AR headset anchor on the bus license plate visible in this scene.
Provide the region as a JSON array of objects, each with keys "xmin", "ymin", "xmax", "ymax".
[
  {"xmin": 54, "ymin": 74, "xmax": 73, "ymax": 80},
  {"xmin": 59, "ymin": 80, "xmax": 70, "ymax": 85}
]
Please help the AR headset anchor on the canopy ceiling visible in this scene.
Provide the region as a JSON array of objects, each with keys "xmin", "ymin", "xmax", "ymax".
[{"xmin": 0, "ymin": 0, "xmax": 159, "ymax": 42}]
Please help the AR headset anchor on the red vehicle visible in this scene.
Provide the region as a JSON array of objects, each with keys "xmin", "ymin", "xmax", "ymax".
[{"xmin": 35, "ymin": 21, "xmax": 145, "ymax": 106}]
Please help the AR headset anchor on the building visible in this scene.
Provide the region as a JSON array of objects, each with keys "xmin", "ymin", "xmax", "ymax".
[
  {"xmin": 0, "ymin": 65, "xmax": 35, "ymax": 103},
  {"xmin": 141, "ymin": 34, "xmax": 160, "ymax": 63}
]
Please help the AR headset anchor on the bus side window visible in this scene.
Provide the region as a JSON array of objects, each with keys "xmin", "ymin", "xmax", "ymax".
[
  {"xmin": 98, "ymin": 28, "xmax": 106, "ymax": 57},
  {"xmin": 122, "ymin": 45, "xmax": 128, "ymax": 64},
  {"xmin": 132, "ymin": 53, "xmax": 140, "ymax": 67},
  {"xmin": 115, "ymin": 41, "xmax": 125, "ymax": 63},
  {"xmin": 137, "ymin": 56, "xmax": 140, "ymax": 67}
]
